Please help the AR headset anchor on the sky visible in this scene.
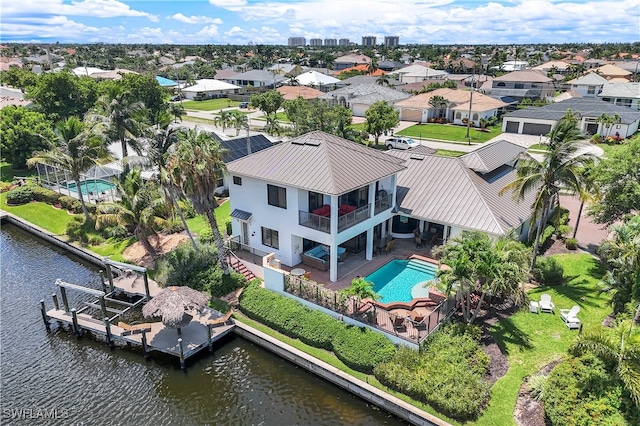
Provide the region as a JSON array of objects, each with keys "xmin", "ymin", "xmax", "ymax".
[{"xmin": 1, "ymin": 0, "xmax": 639, "ymax": 46}]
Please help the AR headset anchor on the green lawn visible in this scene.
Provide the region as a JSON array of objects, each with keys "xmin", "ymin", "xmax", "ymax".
[
  {"xmin": 351, "ymin": 123, "xmax": 366, "ymax": 131},
  {"xmin": 182, "ymin": 98, "xmax": 239, "ymax": 111},
  {"xmin": 252, "ymin": 112, "xmax": 290, "ymax": 122},
  {"xmin": 528, "ymin": 143, "xmax": 549, "ymax": 151},
  {"xmin": 397, "ymin": 124, "xmax": 501, "ymax": 144},
  {"xmin": 435, "ymin": 149, "xmax": 465, "ymax": 157},
  {"xmin": 473, "ymin": 253, "xmax": 609, "ymax": 426},
  {"xmin": 89, "ymin": 237, "xmax": 136, "ymax": 263},
  {"xmin": 182, "ymin": 116, "xmax": 216, "ymax": 126},
  {"xmin": 1, "ymin": 162, "xmax": 35, "ymax": 183},
  {"xmin": 185, "ymin": 199, "xmax": 231, "ymax": 237},
  {"xmin": 1, "ymin": 192, "xmax": 77, "ymax": 235},
  {"xmin": 597, "ymin": 142, "xmax": 627, "ymax": 158}
]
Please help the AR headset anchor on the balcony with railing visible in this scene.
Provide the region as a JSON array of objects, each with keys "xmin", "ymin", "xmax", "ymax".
[
  {"xmin": 374, "ymin": 193, "xmax": 393, "ymax": 215},
  {"xmin": 299, "ymin": 204, "xmax": 371, "ymax": 234}
]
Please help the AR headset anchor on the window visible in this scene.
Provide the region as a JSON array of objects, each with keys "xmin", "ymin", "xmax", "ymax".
[
  {"xmin": 216, "ymin": 177, "xmax": 224, "ymax": 188},
  {"xmin": 455, "ymin": 111, "xmax": 462, "ymax": 119},
  {"xmin": 261, "ymin": 227, "xmax": 279, "ymax": 249},
  {"xmin": 616, "ymin": 99, "xmax": 632, "ymax": 107},
  {"xmin": 309, "ymin": 191, "xmax": 323, "ymax": 211},
  {"xmin": 531, "ymin": 84, "xmax": 538, "ymax": 88},
  {"xmin": 514, "ymin": 83, "xmax": 524, "ymax": 89},
  {"xmin": 496, "ymin": 82, "xmax": 506, "ymax": 87},
  {"xmin": 233, "ymin": 176, "xmax": 242, "ymax": 186},
  {"xmin": 587, "ymin": 86, "xmax": 596, "ymax": 94},
  {"xmin": 267, "ymin": 184, "xmax": 287, "ymax": 209},
  {"xmin": 472, "ymin": 113, "xmax": 479, "ymax": 121}
]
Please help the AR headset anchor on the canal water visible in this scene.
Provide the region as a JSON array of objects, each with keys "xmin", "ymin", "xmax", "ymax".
[{"xmin": 0, "ymin": 224, "xmax": 407, "ymax": 425}]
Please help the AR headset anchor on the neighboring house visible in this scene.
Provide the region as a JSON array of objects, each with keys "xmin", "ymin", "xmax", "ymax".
[
  {"xmin": 0, "ymin": 57, "xmax": 22, "ymax": 71},
  {"xmin": 389, "ymin": 140, "xmax": 536, "ymax": 242},
  {"xmin": 268, "ymin": 63, "xmax": 305, "ymax": 76},
  {"xmin": 388, "ymin": 64, "xmax": 448, "ymax": 83},
  {"xmin": 592, "ymin": 64, "xmax": 632, "ymax": 80},
  {"xmin": 531, "ymin": 60, "xmax": 571, "ymax": 74},
  {"xmin": 287, "ymin": 70, "xmax": 340, "ymax": 87},
  {"xmin": 333, "ymin": 54, "xmax": 371, "ymax": 71},
  {"xmin": 393, "ymin": 88, "xmax": 507, "ymax": 125},
  {"xmin": 215, "ymin": 134, "xmax": 275, "ymax": 193},
  {"xmin": 226, "ymin": 131, "xmax": 407, "ymax": 282},
  {"xmin": 0, "ymin": 86, "xmax": 31, "ymax": 109},
  {"xmin": 502, "ymin": 98, "xmax": 640, "ymax": 137},
  {"xmin": 598, "ymin": 82, "xmax": 640, "ymax": 110},
  {"xmin": 155, "ymin": 76, "xmax": 178, "ymax": 88},
  {"xmin": 566, "ymin": 73, "xmax": 609, "ymax": 98},
  {"xmin": 490, "ymin": 70, "xmax": 556, "ymax": 101},
  {"xmin": 180, "ymin": 79, "xmax": 240, "ymax": 100},
  {"xmin": 500, "ymin": 60, "xmax": 529, "ymax": 71},
  {"xmin": 89, "ymin": 69, "xmax": 138, "ymax": 80},
  {"xmin": 213, "ymin": 69, "xmax": 239, "ymax": 80},
  {"xmin": 224, "ymin": 70, "xmax": 285, "ymax": 88},
  {"xmin": 71, "ymin": 66, "xmax": 105, "ymax": 77},
  {"xmin": 276, "ymin": 86, "xmax": 324, "ymax": 100},
  {"xmin": 319, "ymin": 83, "xmax": 410, "ymax": 116},
  {"xmin": 335, "ymin": 64, "xmax": 386, "ymax": 76},
  {"xmin": 335, "ymin": 75, "xmax": 402, "ymax": 88},
  {"xmin": 377, "ymin": 60, "xmax": 404, "ymax": 72}
]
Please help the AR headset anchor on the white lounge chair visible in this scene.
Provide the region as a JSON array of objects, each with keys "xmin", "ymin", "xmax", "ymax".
[
  {"xmin": 560, "ymin": 305, "xmax": 581, "ymax": 329},
  {"xmin": 539, "ymin": 294, "xmax": 555, "ymax": 314}
]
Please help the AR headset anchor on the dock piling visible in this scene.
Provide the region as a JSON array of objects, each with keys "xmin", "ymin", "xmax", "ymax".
[
  {"xmin": 143, "ymin": 272, "xmax": 151, "ymax": 301},
  {"xmin": 99, "ymin": 296, "xmax": 108, "ymax": 319},
  {"xmin": 99, "ymin": 270, "xmax": 107, "ymax": 293},
  {"xmin": 104, "ymin": 317, "xmax": 113, "ymax": 347},
  {"xmin": 52, "ymin": 293, "xmax": 59, "ymax": 311},
  {"xmin": 141, "ymin": 330, "xmax": 149, "ymax": 360},
  {"xmin": 40, "ymin": 300, "xmax": 50, "ymax": 331},
  {"xmin": 59, "ymin": 285, "xmax": 70, "ymax": 313},
  {"xmin": 207, "ymin": 324, "xmax": 213, "ymax": 352},
  {"xmin": 70, "ymin": 308, "xmax": 81, "ymax": 338},
  {"xmin": 178, "ymin": 338, "xmax": 185, "ymax": 370},
  {"xmin": 104, "ymin": 260, "xmax": 115, "ymax": 293}
]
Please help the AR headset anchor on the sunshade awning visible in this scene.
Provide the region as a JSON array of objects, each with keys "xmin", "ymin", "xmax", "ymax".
[{"xmin": 231, "ymin": 209, "xmax": 252, "ymax": 221}]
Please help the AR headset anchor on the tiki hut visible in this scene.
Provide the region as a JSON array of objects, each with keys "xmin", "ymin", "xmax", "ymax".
[{"xmin": 142, "ymin": 286, "xmax": 209, "ymax": 334}]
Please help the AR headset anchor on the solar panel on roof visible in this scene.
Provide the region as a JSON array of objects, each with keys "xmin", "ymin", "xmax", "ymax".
[
  {"xmin": 306, "ymin": 139, "xmax": 321, "ymax": 146},
  {"xmin": 410, "ymin": 155, "xmax": 425, "ymax": 160}
]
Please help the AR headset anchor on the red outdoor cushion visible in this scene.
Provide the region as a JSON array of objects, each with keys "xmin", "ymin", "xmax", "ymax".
[
  {"xmin": 313, "ymin": 205, "xmax": 331, "ymax": 217},
  {"xmin": 339, "ymin": 204, "xmax": 356, "ymax": 215}
]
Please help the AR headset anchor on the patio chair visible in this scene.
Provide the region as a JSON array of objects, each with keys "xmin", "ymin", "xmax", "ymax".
[
  {"xmin": 415, "ymin": 236, "xmax": 423, "ymax": 248},
  {"xmin": 384, "ymin": 239, "xmax": 397, "ymax": 254},
  {"xmin": 391, "ymin": 315, "xmax": 407, "ymax": 332},
  {"xmin": 539, "ymin": 294, "xmax": 555, "ymax": 314},
  {"xmin": 560, "ymin": 305, "xmax": 580, "ymax": 323},
  {"xmin": 208, "ymin": 309, "xmax": 234, "ymax": 328},
  {"xmin": 407, "ymin": 313, "xmax": 426, "ymax": 329}
]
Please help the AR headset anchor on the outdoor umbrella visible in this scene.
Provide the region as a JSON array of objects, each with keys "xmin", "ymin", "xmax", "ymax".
[{"xmin": 142, "ymin": 285, "xmax": 209, "ymax": 335}]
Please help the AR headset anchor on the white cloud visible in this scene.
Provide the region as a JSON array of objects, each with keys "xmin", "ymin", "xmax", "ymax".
[
  {"xmin": 209, "ymin": 0, "xmax": 248, "ymax": 7},
  {"xmin": 197, "ymin": 25, "xmax": 221, "ymax": 37},
  {"xmin": 171, "ymin": 13, "xmax": 223, "ymax": 25},
  {"xmin": 2, "ymin": 0, "xmax": 157, "ymax": 20}
]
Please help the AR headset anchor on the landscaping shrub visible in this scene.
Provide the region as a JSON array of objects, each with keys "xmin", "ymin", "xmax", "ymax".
[
  {"xmin": 0, "ymin": 181, "xmax": 14, "ymax": 192},
  {"xmin": 526, "ymin": 374, "xmax": 547, "ymax": 401},
  {"xmin": 177, "ymin": 199, "xmax": 196, "ymax": 218},
  {"xmin": 239, "ymin": 282, "xmax": 341, "ymax": 350},
  {"xmin": 31, "ymin": 186, "xmax": 61, "ymax": 204},
  {"xmin": 200, "ymin": 267, "xmax": 246, "ymax": 297},
  {"xmin": 332, "ymin": 325, "xmax": 396, "ymax": 373},
  {"xmin": 58, "ymin": 195, "xmax": 82, "ymax": 213},
  {"xmin": 374, "ymin": 324, "xmax": 490, "ymax": 420},
  {"xmin": 154, "ymin": 242, "xmax": 219, "ymax": 291},
  {"xmin": 565, "ymin": 237, "xmax": 578, "ymax": 250},
  {"xmin": 162, "ymin": 217, "xmax": 185, "ymax": 234},
  {"xmin": 532, "ymin": 256, "xmax": 564, "ymax": 285},
  {"xmin": 225, "ymin": 220, "xmax": 232, "ymax": 236},
  {"xmin": 543, "ymin": 354, "xmax": 639, "ymax": 425},
  {"xmin": 87, "ymin": 234, "xmax": 105, "ymax": 245},
  {"xmin": 591, "ymin": 133, "xmax": 603, "ymax": 144},
  {"xmin": 5, "ymin": 185, "xmax": 35, "ymax": 204}
]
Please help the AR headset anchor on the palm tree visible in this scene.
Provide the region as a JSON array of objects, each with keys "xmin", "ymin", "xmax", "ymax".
[
  {"xmin": 367, "ymin": 58, "xmax": 378, "ymax": 75},
  {"xmin": 28, "ymin": 117, "xmax": 110, "ymax": 221},
  {"xmin": 96, "ymin": 168, "xmax": 170, "ymax": 257},
  {"xmin": 571, "ymin": 320, "xmax": 640, "ymax": 406},
  {"xmin": 341, "ymin": 276, "xmax": 380, "ymax": 314},
  {"xmin": 166, "ymin": 127, "xmax": 230, "ymax": 273},
  {"xmin": 596, "ymin": 113, "xmax": 622, "ymax": 138},
  {"xmin": 263, "ymin": 115, "xmax": 282, "ymax": 136},
  {"xmin": 428, "ymin": 95, "xmax": 448, "ymax": 119},
  {"xmin": 169, "ymin": 103, "xmax": 185, "ymax": 123},
  {"xmin": 230, "ymin": 111, "xmax": 248, "ymax": 136},
  {"xmin": 214, "ymin": 109, "xmax": 233, "ymax": 132},
  {"xmin": 501, "ymin": 113, "xmax": 596, "ymax": 268},
  {"xmin": 376, "ymin": 74, "xmax": 390, "ymax": 86},
  {"xmin": 89, "ymin": 90, "xmax": 147, "ymax": 158}
]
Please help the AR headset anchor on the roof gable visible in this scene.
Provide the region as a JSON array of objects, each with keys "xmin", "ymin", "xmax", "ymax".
[
  {"xmin": 494, "ymin": 70, "xmax": 552, "ymax": 83},
  {"xmin": 460, "ymin": 140, "xmax": 525, "ymax": 173}
]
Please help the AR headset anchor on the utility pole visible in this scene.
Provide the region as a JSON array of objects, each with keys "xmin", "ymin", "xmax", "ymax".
[{"xmin": 465, "ymin": 78, "xmax": 475, "ymax": 145}]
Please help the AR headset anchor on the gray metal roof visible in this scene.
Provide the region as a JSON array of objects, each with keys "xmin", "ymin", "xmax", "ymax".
[
  {"xmin": 390, "ymin": 147, "xmax": 535, "ymax": 235},
  {"xmin": 460, "ymin": 140, "xmax": 525, "ymax": 173},
  {"xmin": 221, "ymin": 134, "xmax": 273, "ymax": 163},
  {"xmin": 231, "ymin": 69, "xmax": 285, "ymax": 82},
  {"xmin": 598, "ymin": 82, "xmax": 640, "ymax": 99},
  {"xmin": 504, "ymin": 98, "xmax": 640, "ymax": 124},
  {"xmin": 226, "ymin": 131, "xmax": 406, "ymax": 196},
  {"xmin": 230, "ymin": 209, "xmax": 252, "ymax": 221},
  {"xmin": 319, "ymin": 83, "xmax": 410, "ymax": 104},
  {"xmin": 568, "ymin": 73, "xmax": 609, "ymax": 86}
]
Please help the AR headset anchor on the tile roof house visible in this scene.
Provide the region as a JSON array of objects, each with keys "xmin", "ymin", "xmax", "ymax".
[
  {"xmin": 276, "ymin": 85, "xmax": 324, "ymax": 100},
  {"xmin": 393, "ymin": 88, "xmax": 508, "ymax": 125},
  {"xmin": 567, "ymin": 73, "xmax": 609, "ymax": 98},
  {"xmin": 592, "ymin": 64, "xmax": 632, "ymax": 80},
  {"xmin": 335, "ymin": 64, "xmax": 386, "ymax": 76},
  {"xmin": 226, "ymin": 130, "xmax": 406, "ymax": 282},
  {"xmin": 502, "ymin": 98, "xmax": 640, "ymax": 138},
  {"xmin": 319, "ymin": 83, "xmax": 410, "ymax": 117},
  {"xmin": 598, "ymin": 82, "xmax": 640, "ymax": 110},
  {"xmin": 223, "ymin": 70, "xmax": 285, "ymax": 88},
  {"xmin": 389, "ymin": 140, "xmax": 535, "ymax": 240},
  {"xmin": 333, "ymin": 54, "xmax": 372, "ymax": 71},
  {"xmin": 490, "ymin": 70, "xmax": 556, "ymax": 101},
  {"xmin": 388, "ymin": 64, "xmax": 449, "ymax": 83},
  {"xmin": 180, "ymin": 79, "xmax": 241, "ymax": 100}
]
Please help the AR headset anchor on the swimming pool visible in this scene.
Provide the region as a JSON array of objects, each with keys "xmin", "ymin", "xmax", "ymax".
[
  {"xmin": 65, "ymin": 179, "xmax": 116, "ymax": 195},
  {"xmin": 365, "ymin": 259, "xmax": 438, "ymax": 303}
]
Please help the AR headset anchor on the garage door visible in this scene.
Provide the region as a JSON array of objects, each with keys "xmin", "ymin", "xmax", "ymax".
[
  {"xmin": 401, "ymin": 109, "xmax": 422, "ymax": 122},
  {"xmin": 505, "ymin": 121, "xmax": 519, "ymax": 133},
  {"xmin": 522, "ymin": 123, "xmax": 552, "ymax": 135},
  {"xmin": 351, "ymin": 104, "xmax": 368, "ymax": 117}
]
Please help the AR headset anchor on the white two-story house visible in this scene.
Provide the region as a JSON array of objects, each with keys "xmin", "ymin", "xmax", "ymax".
[{"xmin": 226, "ymin": 131, "xmax": 407, "ymax": 282}]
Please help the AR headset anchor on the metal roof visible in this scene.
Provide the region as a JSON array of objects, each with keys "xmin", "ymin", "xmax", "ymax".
[
  {"xmin": 319, "ymin": 83, "xmax": 410, "ymax": 104},
  {"xmin": 221, "ymin": 134, "xmax": 273, "ymax": 163},
  {"xmin": 230, "ymin": 209, "xmax": 252, "ymax": 221},
  {"xmin": 598, "ymin": 82, "xmax": 640, "ymax": 99},
  {"xmin": 567, "ymin": 73, "xmax": 609, "ymax": 86},
  {"xmin": 460, "ymin": 140, "xmax": 525, "ymax": 173},
  {"xmin": 390, "ymin": 147, "xmax": 535, "ymax": 236},
  {"xmin": 493, "ymin": 70, "xmax": 552, "ymax": 83},
  {"xmin": 227, "ymin": 131, "xmax": 407, "ymax": 196},
  {"xmin": 504, "ymin": 98, "xmax": 640, "ymax": 124}
]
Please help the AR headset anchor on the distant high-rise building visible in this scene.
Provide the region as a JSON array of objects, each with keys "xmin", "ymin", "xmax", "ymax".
[
  {"xmin": 310, "ymin": 38, "xmax": 323, "ymax": 47},
  {"xmin": 361, "ymin": 36, "xmax": 377, "ymax": 47},
  {"xmin": 338, "ymin": 38, "xmax": 350, "ymax": 46},
  {"xmin": 288, "ymin": 37, "xmax": 306, "ymax": 46},
  {"xmin": 384, "ymin": 36, "xmax": 399, "ymax": 47},
  {"xmin": 324, "ymin": 38, "xmax": 337, "ymax": 46}
]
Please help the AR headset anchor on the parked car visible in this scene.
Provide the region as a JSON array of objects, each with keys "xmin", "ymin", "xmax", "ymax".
[
  {"xmin": 385, "ymin": 137, "xmax": 420, "ymax": 150},
  {"xmin": 239, "ymin": 101, "xmax": 249, "ymax": 109},
  {"xmin": 170, "ymin": 94, "xmax": 182, "ymax": 102}
]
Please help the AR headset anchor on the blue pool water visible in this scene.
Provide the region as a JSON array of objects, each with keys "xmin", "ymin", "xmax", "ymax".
[
  {"xmin": 366, "ymin": 259, "xmax": 438, "ymax": 303},
  {"xmin": 65, "ymin": 179, "xmax": 116, "ymax": 195}
]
